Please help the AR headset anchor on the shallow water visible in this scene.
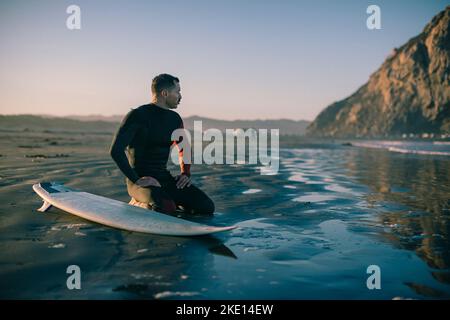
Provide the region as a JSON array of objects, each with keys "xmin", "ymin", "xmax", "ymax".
[{"xmin": 0, "ymin": 132, "xmax": 449, "ymax": 299}]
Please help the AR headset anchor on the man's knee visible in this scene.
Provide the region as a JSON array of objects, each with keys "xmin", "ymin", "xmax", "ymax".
[
  {"xmin": 127, "ymin": 183, "xmax": 152, "ymax": 204},
  {"xmin": 127, "ymin": 179, "xmax": 177, "ymax": 214},
  {"xmin": 156, "ymin": 198, "xmax": 177, "ymax": 214}
]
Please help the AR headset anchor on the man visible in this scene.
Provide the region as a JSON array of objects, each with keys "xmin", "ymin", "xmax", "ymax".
[{"xmin": 110, "ymin": 74, "xmax": 215, "ymax": 215}]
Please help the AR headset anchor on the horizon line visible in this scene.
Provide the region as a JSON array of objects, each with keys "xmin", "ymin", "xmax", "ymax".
[{"xmin": 0, "ymin": 113, "xmax": 313, "ymax": 122}]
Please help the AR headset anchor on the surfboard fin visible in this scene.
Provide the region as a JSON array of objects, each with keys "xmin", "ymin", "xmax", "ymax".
[{"xmin": 37, "ymin": 201, "xmax": 53, "ymax": 212}]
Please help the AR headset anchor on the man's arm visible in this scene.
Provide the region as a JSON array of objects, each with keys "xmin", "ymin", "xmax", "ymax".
[
  {"xmin": 109, "ymin": 110, "xmax": 141, "ymax": 183},
  {"xmin": 173, "ymin": 119, "xmax": 192, "ymax": 189},
  {"xmin": 176, "ymin": 120, "xmax": 191, "ymax": 177}
]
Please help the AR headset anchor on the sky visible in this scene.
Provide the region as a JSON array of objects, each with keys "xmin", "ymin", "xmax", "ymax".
[{"xmin": 0, "ymin": 0, "xmax": 448, "ymax": 121}]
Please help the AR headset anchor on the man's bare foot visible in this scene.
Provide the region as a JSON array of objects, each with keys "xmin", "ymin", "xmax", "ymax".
[{"xmin": 128, "ymin": 197, "xmax": 151, "ymax": 209}]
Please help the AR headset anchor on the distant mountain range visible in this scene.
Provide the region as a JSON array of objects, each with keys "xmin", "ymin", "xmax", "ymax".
[
  {"xmin": 0, "ymin": 114, "xmax": 310, "ymax": 136},
  {"xmin": 64, "ymin": 114, "xmax": 310, "ymax": 135},
  {"xmin": 0, "ymin": 115, "xmax": 118, "ymax": 133},
  {"xmin": 182, "ymin": 116, "xmax": 310, "ymax": 135},
  {"xmin": 307, "ymin": 6, "xmax": 450, "ymax": 138}
]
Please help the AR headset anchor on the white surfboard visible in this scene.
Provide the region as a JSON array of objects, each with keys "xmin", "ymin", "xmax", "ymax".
[{"xmin": 32, "ymin": 182, "xmax": 237, "ymax": 236}]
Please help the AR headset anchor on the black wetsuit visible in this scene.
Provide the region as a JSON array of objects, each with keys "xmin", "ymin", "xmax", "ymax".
[{"xmin": 110, "ymin": 104, "xmax": 214, "ymax": 215}]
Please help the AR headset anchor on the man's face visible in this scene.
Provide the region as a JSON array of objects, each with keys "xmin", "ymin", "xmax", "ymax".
[{"xmin": 163, "ymin": 81, "xmax": 182, "ymax": 109}]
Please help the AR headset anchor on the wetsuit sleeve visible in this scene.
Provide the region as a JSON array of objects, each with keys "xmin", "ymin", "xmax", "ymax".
[
  {"xmin": 109, "ymin": 110, "xmax": 141, "ymax": 183},
  {"xmin": 176, "ymin": 118, "xmax": 191, "ymax": 177}
]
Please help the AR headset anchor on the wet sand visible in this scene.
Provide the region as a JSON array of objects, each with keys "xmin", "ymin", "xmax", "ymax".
[{"xmin": 0, "ymin": 128, "xmax": 449, "ymax": 299}]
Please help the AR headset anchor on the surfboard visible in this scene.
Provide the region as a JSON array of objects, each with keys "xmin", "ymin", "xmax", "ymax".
[{"xmin": 32, "ymin": 182, "xmax": 237, "ymax": 236}]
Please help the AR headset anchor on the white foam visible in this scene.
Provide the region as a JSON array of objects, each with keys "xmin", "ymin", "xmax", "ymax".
[
  {"xmin": 48, "ymin": 243, "xmax": 66, "ymax": 249},
  {"xmin": 387, "ymin": 147, "xmax": 450, "ymax": 156},
  {"xmin": 351, "ymin": 141, "xmax": 450, "ymax": 156},
  {"xmin": 61, "ymin": 223, "xmax": 87, "ymax": 229},
  {"xmin": 154, "ymin": 291, "xmax": 200, "ymax": 299},
  {"xmin": 242, "ymin": 189, "xmax": 262, "ymax": 194}
]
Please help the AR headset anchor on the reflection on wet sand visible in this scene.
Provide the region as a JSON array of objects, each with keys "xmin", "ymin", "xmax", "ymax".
[{"xmin": 345, "ymin": 149, "xmax": 450, "ymax": 287}]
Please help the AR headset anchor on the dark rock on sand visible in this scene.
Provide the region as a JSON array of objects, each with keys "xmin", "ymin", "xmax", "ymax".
[{"xmin": 25, "ymin": 154, "xmax": 70, "ymax": 159}]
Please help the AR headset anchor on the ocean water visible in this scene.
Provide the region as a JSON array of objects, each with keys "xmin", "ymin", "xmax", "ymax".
[
  {"xmin": 351, "ymin": 140, "xmax": 450, "ymax": 156},
  {"xmin": 0, "ymin": 135, "xmax": 449, "ymax": 299}
]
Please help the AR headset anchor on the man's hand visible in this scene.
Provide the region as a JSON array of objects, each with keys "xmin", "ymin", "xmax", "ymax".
[
  {"xmin": 175, "ymin": 174, "xmax": 192, "ymax": 189},
  {"xmin": 135, "ymin": 176, "xmax": 161, "ymax": 188}
]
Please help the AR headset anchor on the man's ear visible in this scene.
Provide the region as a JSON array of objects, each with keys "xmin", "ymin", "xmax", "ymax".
[{"xmin": 161, "ymin": 89, "xmax": 168, "ymax": 97}]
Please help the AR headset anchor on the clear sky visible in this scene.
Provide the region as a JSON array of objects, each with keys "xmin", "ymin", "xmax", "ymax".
[{"xmin": 0, "ymin": 0, "xmax": 448, "ymax": 121}]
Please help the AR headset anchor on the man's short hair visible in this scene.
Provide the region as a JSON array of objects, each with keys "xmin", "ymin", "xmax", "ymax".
[{"xmin": 151, "ymin": 74, "xmax": 179, "ymax": 95}]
